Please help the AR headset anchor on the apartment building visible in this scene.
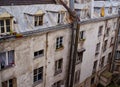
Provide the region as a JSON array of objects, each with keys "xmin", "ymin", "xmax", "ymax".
[
  {"xmin": 0, "ymin": 0, "xmax": 72, "ymax": 87},
  {"xmin": 73, "ymin": 0, "xmax": 120, "ymax": 87},
  {"xmin": 0, "ymin": 0, "xmax": 120, "ymax": 87}
]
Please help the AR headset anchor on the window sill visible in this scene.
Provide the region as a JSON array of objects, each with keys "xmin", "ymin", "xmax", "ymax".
[
  {"xmin": 33, "ymin": 80, "xmax": 43, "ymax": 87},
  {"xmin": 0, "ymin": 64, "xmax": 15, "ymax": 71},
  {"xmin": 56, "ymin": 46, "xmax": 64, "ymax": 51}
]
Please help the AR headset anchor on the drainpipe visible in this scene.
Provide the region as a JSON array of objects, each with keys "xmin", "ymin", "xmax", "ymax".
[
  {"xmin": 57, "ymin": 0, "xmax": 80, "ymax": 87},
  {"xmin": 44, "ymin": 33, "xmax": 48, "ymax": 87},
  {"xmin": 66, "ymin": 0, "xmax": 81, "ymax": 87}
]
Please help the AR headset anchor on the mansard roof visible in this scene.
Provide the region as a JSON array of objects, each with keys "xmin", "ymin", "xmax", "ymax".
[{"xmin": 0, "ymin": 0, "xmax": 56, "ymax": 6}]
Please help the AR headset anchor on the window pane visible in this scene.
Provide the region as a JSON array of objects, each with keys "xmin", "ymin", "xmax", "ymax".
[
  {"xmin": 34, "ymin": 52, "xmax": 38, "ymax": 57},
  {"xmin": 34, "ymin": 69, "xmax": 37, "ymax": 75},
  {"xmin": 0, "ymin": 52, "xmax": 6, "ymax": 69},
  {"xmin": 0, "ymin": 20, "xmax": 4, "ymax": 26},
  {"xmin": 9, "ymin": 79, "xmax": 13, "ymax": 87},
  {"xmin": 58, "ymin": 59, "xmax": 62, "ymax": 69},
  {"xmin": 1, "ymin": 27, "xmax": 5, "ymax": 33},
  {"xmin": 8, "ymin": 50, "xmax": 14, "ymax": 65},
  {"xmin": 34, "ymin": 75, "xmax": 37, "ymax": 82},
  {"xmin": 38, "ymin": 67, "xmax": 43, "ymax": 73},
  {"xmin": 6, "ymin": 19, "xmax": 10, "ymax": 25},
  {"xmin": 6, "ymin": 26, "xmax": 10, "ymax": 32},
  {"xmin": 38, "ymin": 73, "xmax": 42, "ymax": 80}
]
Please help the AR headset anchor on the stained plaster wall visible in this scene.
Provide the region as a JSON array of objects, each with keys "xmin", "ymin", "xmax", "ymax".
[
  {"xmin": 75, "ymin": 18, "xmax": 118, "ymax": 87},
  {"xmin": 0, "ymin": 28, "xmax": 71, "ymax": 87}
]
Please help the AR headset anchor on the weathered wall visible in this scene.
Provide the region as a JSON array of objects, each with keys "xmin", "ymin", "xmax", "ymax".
[
  {"xmin": 75, "ymin": 18, "xmax": 118, "ymax": 87},
  {"xmin": 0, "ymin": 28, "xmax": 71, "ymax": 87}
]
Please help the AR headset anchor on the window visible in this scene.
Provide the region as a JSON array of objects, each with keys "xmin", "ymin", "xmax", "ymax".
[
  {"xmin": 0, "ymin": 50, "xmax": 14, "ymax": 70},
  {"xmin": 114, "ymin": 22, "xmax": 117, "ymax": 29},
  {"xmin": 33, "ymin": 67, "xmax": 43, "ymax": 83},
  {"xmin": 76, "ymin": 51, "xmax": 84, "ymax": 64},
  {"xmin": 92, "ymin": 61, "xmax": 97, "ymax": 74},
  {"xmin": 116, "ymin": 51, "xmax": 120, "ymax": 60},
  {"xmin": 79, "ymin": 31, "xmax": 85, "ymax": 40},
  {"xmin": 100, "ymin": 56, "xmax": 105, "ymax": 68},
  {"xmin": 34, "ymin": 49, "xmax": 44, "ymax": 58},
  {"xmin": 34, "ymin": 15, "xmax": 43, "ymax": 26},
  {"xmin": 74, "ymin": 70, "xmax": 80, "ymax": 84},
  {"xmin": 103, "ymin": 40, "xmax": 108, "ymax": 52},
  {"xmin": 107, "ymin": 53, "xmax": 111, "ymax": 63},
  {"xmin": 2, "ymin": 78, "xmax": 17, "ymax": 87},
  {"xmin": 56, "ymin": 36, "xmax": 63, "ymax": 49},
  {"xmin": 98, "ymin": 26, "xmax": 103, "ymax": 36},
  {"xmin": 91, "ymin": 77, "xmax": 95, "ymax": 85},
  {"xmin": 95, "ymin": 43, "xmax": 100, "ymax": 55},
  {"xmin": 108, "ymin": 7, "xmax": 112, "ymax": 14},
  {"xmin": 52, "ymin": 80, "xmax": 62, "ymax": 87},
  {"xmin": 0, "ymin": 19, "xmax": 11, "ymax": 34},
  {"xmin": 55, "ymin": 59, "xmax": 63, "ymax": 75},
  {"xmin": 57, "ymin": 13, "xmax": 64, "ymax": 24},
  {"xmin": 105, "ymin": 27, "xmax": 110, "ymax": 36},
  {"xmin": 110, "ymin": 37, "xmax": 114, "ymax": 46}
]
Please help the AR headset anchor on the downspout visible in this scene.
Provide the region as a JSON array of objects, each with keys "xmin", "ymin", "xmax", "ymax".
[
  {"xmin": 69, "ymin": 20, "xmax": 80, "ymax": 87},
  {"xmin": 44, "ymin": 32, "xmax": 48, "ymax": 87},
  {"xmin": 57, "ymin": 0, "xmax": 80, "ymax": 87}
]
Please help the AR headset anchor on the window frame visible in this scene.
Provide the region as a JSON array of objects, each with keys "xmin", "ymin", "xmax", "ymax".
[
  {"xmin": 74, "ymin": 70, "xmax": 80, "ymax": 84},
  {"xmin": 103, "ymin": 40, "xmax": 108, "ymax": 52},
  {"xmin": 2, "ymin": 78, "xmax": 17, "ymax": 87},
  {"xmin": 95, "ymin": 43, "xmax": 100, "ymax": 55},
  {"xmin": 0, "ymin": 18, "xmax": 12, "ymax": 35},
  {"xmin": 55, "ymin": 58, "xmax": 63, "ymax": 75},
  {"xmin": 34, "ymin": 49, "xmax": 44, "ymax": 59},
  {"xmin": 76, "ymin": 51, "xmax": 84, "ymax": 64},
  {"xmin": 92, "ymin": 60, "xmax": 98, "ymax": 74},
  {"xmin": 57, "ymin": 12, "xmax": 64, "ymax": 24},
  {"xmin": 98, "ymin": 26, "xmax": 103, "ymax": 36},
  {"xmin": 100, "ymin": 56, "xmax": 105, "ymax": 68},
  {"xmin": 79, "ymin": 31, "xmax": 85, "ymax": 40},
  {"xmin": 0, "ymin": 50, "xmax": 15, "ymax": 70},
  {"xmin": 33, "ymin": 67, "xmax": 43, "ymax": 84},
  {"xmin": 56, "ymin": 36, "xmax": 63, "ymax": 50},
  {"xmin": 34, "ymin": 14, "xmax": 44, "ymax": 26}
]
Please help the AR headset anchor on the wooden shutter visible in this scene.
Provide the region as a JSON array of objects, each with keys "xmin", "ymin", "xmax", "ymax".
[
  {"xmin": 13, "ymin": 78, "xmax": 17, "ymax": 87},
  {"xmin": 2, "ymin": 81, "xmax": 7, "ymax": 87}
]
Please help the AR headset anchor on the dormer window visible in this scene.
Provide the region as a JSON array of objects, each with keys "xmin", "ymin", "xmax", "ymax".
[
  {"xmin": 33, "ymin": 10, "xmax": 44, "ymax": 26},
  {"xmin": 57, "ymin": 12, "xmax": 64, "ymax": 24},
  {"xmin": 34, "ymin": 15, "xmax": 43, "ymax": 26}
]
